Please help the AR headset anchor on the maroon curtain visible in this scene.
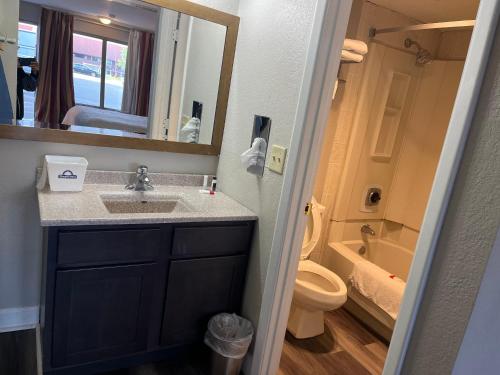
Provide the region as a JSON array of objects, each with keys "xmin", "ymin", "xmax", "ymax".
[
  {"xmin": 122, "ymin": 30, "xmax": 154, "ymax": 116},
  {"xmin": 35, "ymin": 8, "xmax": 75, "ymax": 124},
  {"xmin": 136, "ymin": 32, "xmax": 154, "ymax": 116}
]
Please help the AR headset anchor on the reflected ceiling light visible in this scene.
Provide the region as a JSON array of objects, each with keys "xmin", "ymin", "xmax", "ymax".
[{"xmin": 99, "ymin": 17, "xmax": 112, "ymax": 25}]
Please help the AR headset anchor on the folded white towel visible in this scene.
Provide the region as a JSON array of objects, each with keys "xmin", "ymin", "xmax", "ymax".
[
  {"xmin": 343, "ymin": 39, "xmax": 368, "ymax": 55},
  {"xmin": 341, "ymin": 50, "xmax": 364, "ymax": 63},
  {"xmin": 349, "ymin": 260, "xmax": 405, "ymax": 319},
  {"xmin": 240, "ymin": 137, "xmax": 267, "ymax": 170},
  {"xmin": 179, "ymin": 117, "xmax": 201, "ymax": 143}
]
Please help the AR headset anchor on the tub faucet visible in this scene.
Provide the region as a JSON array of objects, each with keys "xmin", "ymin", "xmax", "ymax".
[
  {"xmin": 126, "ymin": 165, "xmax": 154, "ymax": 191},
  {"xmin": 361, "ymin": 224, "xmax": 375, "ymax": 236}
]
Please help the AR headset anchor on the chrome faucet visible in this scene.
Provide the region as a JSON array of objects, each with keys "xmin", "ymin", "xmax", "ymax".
[
  {"xmin": 361, "ymin": 224, "xmax": 375, "ymax": 236},
  {"xmin": 126, "ymin": 166, "xmax": 154, "ymax": 191}
]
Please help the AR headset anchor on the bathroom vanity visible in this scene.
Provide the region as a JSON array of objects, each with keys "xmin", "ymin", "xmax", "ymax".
[{"xmin": 37, "ymin": 171, "xmax": 256, "ymax": 374}]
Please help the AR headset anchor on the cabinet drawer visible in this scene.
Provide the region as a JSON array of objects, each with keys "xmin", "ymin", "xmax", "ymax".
[
  {"xmin": 57, "ymin": 228, "xmax": 162, "ymax": 267},
  {"xmin": 172, "ymin": 223, "xmax": 253, "ymax": 258}
]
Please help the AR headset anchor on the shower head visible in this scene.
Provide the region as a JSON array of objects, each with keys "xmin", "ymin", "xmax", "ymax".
[
  {"xmin": 416, "ymin": 49, "xmax": 433, "ymax": 65},
  {"xmin": 404, "ymin": 38, "xmax": 433, "ymax": 65}
]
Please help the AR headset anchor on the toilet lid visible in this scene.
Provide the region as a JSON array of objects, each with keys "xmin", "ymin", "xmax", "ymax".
[{"xmin": 301, "ymin": 197, "xmax": 324, "ymax": 259}]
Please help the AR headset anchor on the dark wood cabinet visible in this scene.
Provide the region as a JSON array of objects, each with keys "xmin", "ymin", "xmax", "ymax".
[
  {"xmin": 171, "ymin": 223, "xmax": 253, "ymax": 257},
  {"xmin": 52, "ymin": 264, "xmax": 159, "ymax": 367},
  {"xmin": 41, "ymin": 221, "xmax": 254, "ymax": 375},
  {"xmin": 161, "ymin": 255, "xmax": 247, "ymax": 346},
  {"xmin": 57, "ymin": 228, "xmax": 164, "ymax": 267}
]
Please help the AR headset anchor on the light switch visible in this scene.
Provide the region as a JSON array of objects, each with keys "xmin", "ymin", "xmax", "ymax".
[{"xmin": 268, "ymin": 145, "xmax": 287, "ymax": 174}]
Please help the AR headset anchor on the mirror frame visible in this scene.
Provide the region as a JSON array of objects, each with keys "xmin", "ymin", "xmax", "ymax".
[{"xmin": 0, "ymin": 0, "xmax": 239, "ymax": 155}]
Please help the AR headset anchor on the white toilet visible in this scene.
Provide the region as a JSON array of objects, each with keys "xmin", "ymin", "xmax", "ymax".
[{"xmin": 287, "ymin": 197, "xmax": 347, "ymax": 339}]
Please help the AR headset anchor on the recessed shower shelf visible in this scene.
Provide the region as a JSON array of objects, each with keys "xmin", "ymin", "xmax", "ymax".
[{"xmin": 371, "ymin": 71, "xmax": 411, "ymax": 161}]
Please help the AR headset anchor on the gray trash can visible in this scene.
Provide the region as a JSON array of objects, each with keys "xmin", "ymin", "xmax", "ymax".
[{"xmin": 204, "ymin": 313, "xmax": 254, "ymax": 375}]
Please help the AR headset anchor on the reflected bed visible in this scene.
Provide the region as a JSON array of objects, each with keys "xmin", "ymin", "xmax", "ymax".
[{"xmin": 62, "ymin": 105, "xmax": 148, "ymax": 134}]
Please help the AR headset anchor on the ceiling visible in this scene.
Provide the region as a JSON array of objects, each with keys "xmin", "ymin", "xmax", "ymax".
[
  {"xmin": 368, "ymin": 0, "xmax": 480, "ymax": 22},
  {"xmin": 24, "ymin": 0, "xmax": 159, "ymax": 31}
]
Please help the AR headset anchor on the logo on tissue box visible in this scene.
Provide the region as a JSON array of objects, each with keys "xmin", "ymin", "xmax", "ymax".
[{"xmin": 58, "ymin": 170, "xmax": 78, "ymax": 180}]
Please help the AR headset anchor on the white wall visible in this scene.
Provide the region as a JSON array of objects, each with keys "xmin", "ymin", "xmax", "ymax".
[
  {"xmin": 190, "ymin": 0, "xmax": 239, "ymax": 15},
  {"xmin": 452, "ymin": 228, "xmax": 500, "ymax": 374},
  {"xmin": 216, "ymin": 0, "xmax": 318, "ymax": 326},
  {"xmin": 180, "ymin": 18, "xmax": 226, "ymax": 144},
  {"xmin": 400, "ymin": 24, "xmax": 500, "ymax": 373}
]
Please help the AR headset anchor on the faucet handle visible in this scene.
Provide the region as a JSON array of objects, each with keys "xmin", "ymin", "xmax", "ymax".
[
  {"xmin": 137, "ymin": 165, "xmax": 148, "ymax": 175},
  {"xmin": 361, "ymin": 224, "xmax": 376, "ymax": 236}
]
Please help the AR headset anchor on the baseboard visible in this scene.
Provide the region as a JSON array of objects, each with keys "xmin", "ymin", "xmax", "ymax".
[{"xmin": 0, "ymin": 306, "xmax": 40, "ymax": 332}]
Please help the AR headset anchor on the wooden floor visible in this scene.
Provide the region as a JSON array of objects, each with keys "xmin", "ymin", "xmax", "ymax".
[
  {"xmin": 0, "ymin": 329, "xmax": 38, "ymax": 375},
  {"xmin": 102, "ymin": 356, "xmax": 210, "ymax": 375},
  {"xmin": 279, "ymin": 308, "xmax": 389, "ymax": 375},
  {"xmin": 1, "ymin": 308, "xmax": 387, "ymax": 375},
  {"xmin": 0, "ymin": 329, "xmax": 209, "ymax": 375}
]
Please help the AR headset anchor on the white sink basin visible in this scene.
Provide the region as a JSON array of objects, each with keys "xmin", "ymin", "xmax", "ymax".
[{"xmin": 99, "ymin": 193, "xmax": 193, "ymax": 214}]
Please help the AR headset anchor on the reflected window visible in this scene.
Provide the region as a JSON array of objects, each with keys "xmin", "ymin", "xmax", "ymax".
[
  {"xmin": 104, "ymin": 41, "xmax": 128, "ymax": 110},
  {"xmin": 73, "ymin": 34, "xmax": 128, "ymax": 111},
  {"xmin": 73, "ymin": 34, "xmax": 103, "ymax": 107}
]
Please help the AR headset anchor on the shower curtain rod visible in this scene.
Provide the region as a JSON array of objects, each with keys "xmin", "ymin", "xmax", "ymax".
[{"xmin": 369, "ymin": 20, "xmax": 475, "ymax": 37}]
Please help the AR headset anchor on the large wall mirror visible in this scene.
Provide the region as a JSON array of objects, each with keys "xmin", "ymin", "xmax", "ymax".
[{"xmin": 0, "ymin": 0, "xmax": 239, "ymax": 154}]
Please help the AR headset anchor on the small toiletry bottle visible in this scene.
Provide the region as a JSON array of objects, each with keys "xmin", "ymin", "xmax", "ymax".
[{"xmin": 211, "ymin": 177, "xmax": 217, "ymax": 192}]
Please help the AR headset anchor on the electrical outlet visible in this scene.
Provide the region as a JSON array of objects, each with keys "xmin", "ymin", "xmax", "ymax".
[{"xmin": 268, "ymin": 145, "xmax": 287, "ymax": 174}]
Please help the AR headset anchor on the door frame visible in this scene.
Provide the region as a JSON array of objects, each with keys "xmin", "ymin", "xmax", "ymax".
[
  {"xmin": 148, "ymin": 8, "xmax": 179, "ymax": 140},
  {"xmin": 250, "ymin": 0, "xmax": 499, "ymax": 374}
]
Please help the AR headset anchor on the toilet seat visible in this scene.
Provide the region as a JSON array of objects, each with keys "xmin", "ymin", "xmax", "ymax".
[
  {"xmin": 294, "ymin": 260, "xmax": 347, "ymax": 311},
  {"xmin": 301, "ymin": 197, "xmax": 325, "ymax": 260}
]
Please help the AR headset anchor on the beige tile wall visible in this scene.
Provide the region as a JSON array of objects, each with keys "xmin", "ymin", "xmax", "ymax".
[
  {"xmin": 310, "ymin": 1, "xmax": 472, "ymax": 262},
  {"xmin": 437, "ymin": 30, "xmax": 473, "ymax": 60},
  {"xmin": 312, "ymin": 1, "xmax": 439, "ymax": 262},
  {"xmin": 386, "ymin": 60, "xmax": 465, "ymax": 232}
]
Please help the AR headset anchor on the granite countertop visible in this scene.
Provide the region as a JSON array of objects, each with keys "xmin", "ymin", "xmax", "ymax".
[{"xmin": 37, "ymin": 171, "xmax": 257, "ymax": 227}]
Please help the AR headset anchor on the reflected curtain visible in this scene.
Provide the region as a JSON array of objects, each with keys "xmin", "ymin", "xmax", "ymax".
[
  {"xmin": 35, "ymin": 8, "xmax": 75, "ymax": 124},
  {"xmin": 121, "ymin": 30, "xmax": 154, "ymax": 116}
]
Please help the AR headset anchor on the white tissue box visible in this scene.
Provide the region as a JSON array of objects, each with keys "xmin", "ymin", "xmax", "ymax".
[{"xmin": 46, "ymin": 155, "xmax": 88, "ymax": 192}]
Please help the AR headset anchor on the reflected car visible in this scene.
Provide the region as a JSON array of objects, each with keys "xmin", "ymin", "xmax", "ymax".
[{"xmin": 73, "ymin": 63, "xmax": 100, "ymax": 78}]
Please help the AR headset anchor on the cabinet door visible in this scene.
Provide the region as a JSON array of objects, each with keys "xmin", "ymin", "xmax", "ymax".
[
  {"xmin": 52, "ymin": 264, "xmax": 158, "ymax": 367},
  {"xmin": 161, "ymin": 256, "xmax": 247, "ymax": 346}
]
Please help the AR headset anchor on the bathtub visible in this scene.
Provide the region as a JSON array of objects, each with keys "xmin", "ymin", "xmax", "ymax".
[{"xmin": 327, "ymin": 239, "xmax": 414, "ymax": 334}]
